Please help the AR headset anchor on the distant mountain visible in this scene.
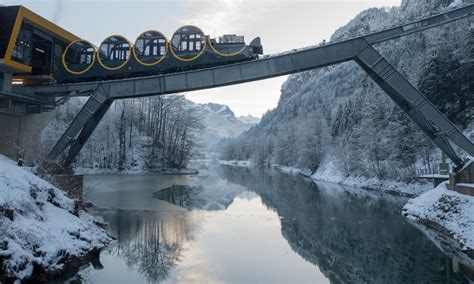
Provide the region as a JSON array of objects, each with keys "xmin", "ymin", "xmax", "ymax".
[
  {"xmin": 192, "ymin": 102, "xmax": 252, "ymax": 151},
  {"xmin": 237, "ymin": 115, "xmax": 261, "ymax": 126}
]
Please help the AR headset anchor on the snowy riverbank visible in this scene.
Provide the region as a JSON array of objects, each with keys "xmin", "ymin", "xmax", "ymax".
[
  {"xmin": 0, "ymin": 155, "xmax": 111, "ymax": 282},
  {"xmin": 403, "ymin": 182, "xmax": 474, "ymax": 256},
  {"xmin": 270, "ymin": 162, "xmax": 431, "ymax": 197},
  {"xmin": 217, "ymin": 160, "xmax": 431, "ymax": 197}
]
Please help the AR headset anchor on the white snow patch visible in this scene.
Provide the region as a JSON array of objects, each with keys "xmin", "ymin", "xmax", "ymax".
[
  {"xmin": 0, "ymin": 155, "xmax": 110, "ymax": 281},
  {"xmin": 403, "ymin": 182, "xmax": 474, "ymax": 251},
  {"xmin": 218, "ymin": 160, "xmax": 254, "ymax": 167}
]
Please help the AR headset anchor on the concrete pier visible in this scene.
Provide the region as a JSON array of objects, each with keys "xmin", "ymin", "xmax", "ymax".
[
  {"xmin": 448, "ymin": 160, "xmax": 474, "ymax": 196},
  {"xmin": 0, "ymin": 102, "xmax": 55, "ymax": 164}
]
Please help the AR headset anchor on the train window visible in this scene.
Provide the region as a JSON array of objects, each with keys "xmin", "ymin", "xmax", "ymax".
[
  {"xmin": 133, "ymin": 31, "xmax": 168, "ymax": 65},
  {"xmin": 98, "ymin": 35, "xmax": 131, "ymax": 70},
  {"xmin": 170, "ymin": 26, "xmax": 206, "ymax": 61},
  {"xmin": 12, "ymin": 28, "xmax": 32, "ymax": 66},
  {"xmin": 63, "ymin": 40, "xmax": 96, "ymax": 74},
  {"xmin": 181, "ymin": 41, "xmax": 188, "ymax": 51}
]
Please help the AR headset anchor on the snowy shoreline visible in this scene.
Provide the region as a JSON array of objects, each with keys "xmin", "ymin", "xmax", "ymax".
[
  {"xmin": 0, "ymin": 156, "xmax": 111, "ymax": 282},
  {"xmin": 403, "ymin": 182, "xmax": 474, "ymax": 258},
  {"xmin": 270, "ymin": 162, "xmax": 430, "ymax": 198},
  {"xmin": 216, "ymin": 160, "xmax": 430, "ymax": 197}
]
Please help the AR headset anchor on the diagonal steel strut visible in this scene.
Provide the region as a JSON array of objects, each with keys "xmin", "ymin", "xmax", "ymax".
[
  {"xmin": 355, "ymin": 42, "xmax": 473, "ymax": 167},
  {"xmin": 64, "ymin": 99, "xmax": 113, "ymax": 166},
  {"xmin": 46, "ymin": 84, "xmax": 111, "ymax": 164}
]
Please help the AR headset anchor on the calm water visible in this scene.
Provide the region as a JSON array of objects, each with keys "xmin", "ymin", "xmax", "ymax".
[{"xmin": 73, "ymin": 164, "xmax": 470, "ymax": 283}]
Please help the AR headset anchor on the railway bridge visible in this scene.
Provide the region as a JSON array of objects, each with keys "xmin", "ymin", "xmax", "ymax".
[{"xmin": 1, "ymin": 4, "xmax": 474, "ymax": 191}]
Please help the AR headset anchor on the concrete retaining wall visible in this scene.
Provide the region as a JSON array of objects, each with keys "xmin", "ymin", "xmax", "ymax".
[
  {"xmin": 0, "ymin": 105, "xmax": 55, "ymax": 164},
  {"xmin": 449, "ymin": 160, "xmax": 474, "ymax": 196}
]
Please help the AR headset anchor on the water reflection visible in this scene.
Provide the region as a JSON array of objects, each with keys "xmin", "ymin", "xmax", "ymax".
[
  {"xmin": 98, "ymin": 209, "xmax": 198, "ymax": 282},
  {"xmin": 77, "ymin": 165, "xmax": 471, "ymax": 283},
  {"xmin": 218, "ymin": 165, "xmax": 469, "ymax": 283}
]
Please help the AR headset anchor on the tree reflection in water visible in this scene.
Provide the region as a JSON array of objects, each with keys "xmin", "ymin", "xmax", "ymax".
[
  {"xmin": 96, "ymin": 209, "xmax": 199, "ymax": 283},
  {"xmin": 217, "ymin": 165, "xmax": 470, "ymax": 284}
]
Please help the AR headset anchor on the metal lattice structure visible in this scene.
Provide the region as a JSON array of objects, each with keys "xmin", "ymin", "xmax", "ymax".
[{"xmin": 14, "ymin": 4, "xmax": 473, "ymax": 169}]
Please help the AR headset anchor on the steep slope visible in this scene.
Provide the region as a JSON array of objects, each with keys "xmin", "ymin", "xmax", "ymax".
[{"xmin": 222, "ymin": 0, "xmax": 473, "ymax": 183}]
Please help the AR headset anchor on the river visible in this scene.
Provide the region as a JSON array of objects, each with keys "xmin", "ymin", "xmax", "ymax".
[{"xmin": 70, "ymin": 164, "xmax": 470, "ymax": 283}]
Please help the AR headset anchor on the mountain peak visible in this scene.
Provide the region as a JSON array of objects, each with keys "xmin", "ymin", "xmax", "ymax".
[
  {"xmin": 237, "ymin": 115, "xmax": 261, "ymax": 125},
  {"xmin": 201, "ymin": 103, "xmax": 235, "ymax": 117}
]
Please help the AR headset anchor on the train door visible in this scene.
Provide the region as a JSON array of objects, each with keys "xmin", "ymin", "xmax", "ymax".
[{"xmin": 31, "ymin": 30, "xmax": 53, "ymax": 75}]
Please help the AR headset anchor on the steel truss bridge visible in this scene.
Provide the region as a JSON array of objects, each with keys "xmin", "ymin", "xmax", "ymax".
[{"xmin": 13, "ymin": 4, "xmax": 474, "ymax": 169}]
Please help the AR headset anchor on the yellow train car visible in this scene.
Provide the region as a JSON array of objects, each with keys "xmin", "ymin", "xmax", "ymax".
[{"xmin": 0, "ymin": 6, "xmax": 79, "ymax": 84}]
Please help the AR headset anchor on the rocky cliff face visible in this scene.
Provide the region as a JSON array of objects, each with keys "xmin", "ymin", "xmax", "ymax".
[{"xmin": 221, "ymin": 0, "xmax": 473, "ymax": 182}]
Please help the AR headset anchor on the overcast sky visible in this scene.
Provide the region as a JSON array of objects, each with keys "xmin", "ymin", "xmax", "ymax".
[{"xmin": 3, "ymin": 0, "xmax": 401, "ymax": 117}]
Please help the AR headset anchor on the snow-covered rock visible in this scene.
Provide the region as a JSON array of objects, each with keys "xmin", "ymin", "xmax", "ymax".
[
  {"xmin": 403, "ymin": 182, "xmax": 474, "ymax": 253},
  {"xmin": 0, "ymin": 155, "xmax": 111, "ymax": 281}
]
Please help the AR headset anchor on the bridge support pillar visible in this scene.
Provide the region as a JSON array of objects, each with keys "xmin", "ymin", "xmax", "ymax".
[
  {"xmin": 449, "ymin": 160, "xmax": 474, "ymax": 196},
  {"xmin": 0, "ymin": 103, "xmax": 55, "ymax": 165}
]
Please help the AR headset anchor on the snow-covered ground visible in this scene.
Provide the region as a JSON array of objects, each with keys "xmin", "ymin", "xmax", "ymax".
[
  {"xmin": 270, "ymin": 161, "xmax": 430, "ymax": 197},
  {"xmin": 0, "ymin": 155, "xmax": 111, "ymax": 282},
  {"xmin": 403, "ymin": 182, "xmax": 474, "ymax": 254},
  {"xmin": 222, "ymin": 160, "xmax": 431, "ymax": 197},
  {"xmin": 312, "ymin": 160, "xmax": 431, "ymax": 197}
]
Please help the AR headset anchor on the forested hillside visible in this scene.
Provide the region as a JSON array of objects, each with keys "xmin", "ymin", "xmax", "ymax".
[
  {"xmin": 221, "ymin": 0, "xmax": 473, "ymax": 182},
  {"xmin": 42, "ymin": 96, "xmax": 203, "ymax": 170},
  {"xmin": 41, "ymin": 95, "xmax": 252, "ymax": 171}
]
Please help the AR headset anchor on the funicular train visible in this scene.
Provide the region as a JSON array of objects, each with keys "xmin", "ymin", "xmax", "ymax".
[
  {"xmin": 61, "ymin": 26, "xmax": 263, "ymax": 83},
  {"xmin": 0, "ymin": 6, "xmax": 263, "ymax": 85}
]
